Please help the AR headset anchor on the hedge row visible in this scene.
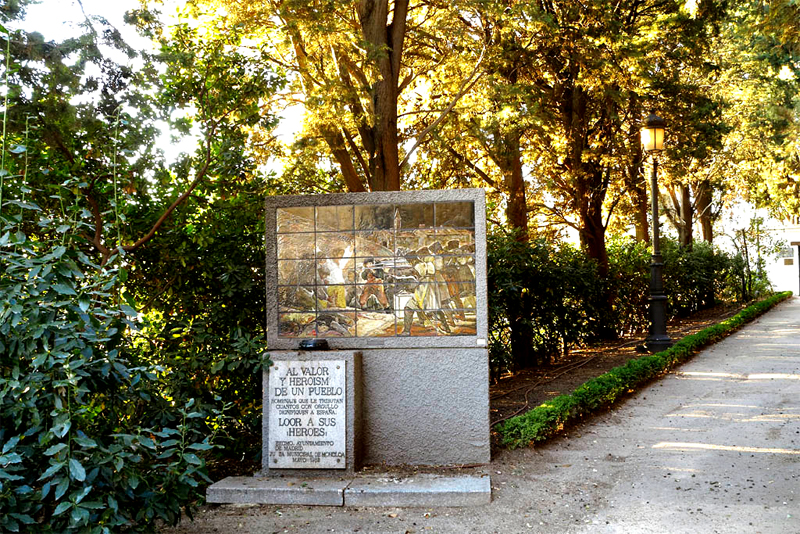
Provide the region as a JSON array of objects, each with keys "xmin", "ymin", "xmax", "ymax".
[
  {"xmin": 487, "ymin": 232, "xmax": 751, "ymax": 379},
  {"xmin": 497, "ymin": 291, "xmax": 793, "ymax": 449}
]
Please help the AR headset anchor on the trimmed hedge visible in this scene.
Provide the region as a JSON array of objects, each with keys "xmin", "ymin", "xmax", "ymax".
[{"xmin": 497, "ymin": 291, "xmax": 793, "ymax": 448}]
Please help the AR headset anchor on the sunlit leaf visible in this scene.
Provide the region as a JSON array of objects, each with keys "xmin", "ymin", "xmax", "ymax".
[{"xmin": 52, "ymin": 283, "xmax": 76, "ymax": 296}]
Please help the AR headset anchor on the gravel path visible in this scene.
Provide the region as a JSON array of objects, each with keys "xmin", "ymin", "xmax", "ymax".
[{"xmin": 166, "ymin": 297, "xmax": 800, "ymax": 534}]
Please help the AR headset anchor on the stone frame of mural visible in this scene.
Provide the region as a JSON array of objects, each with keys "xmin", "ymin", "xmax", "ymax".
[{"xmin": 265, "ymin": 189, "xmax": 488, "ymax": 351}]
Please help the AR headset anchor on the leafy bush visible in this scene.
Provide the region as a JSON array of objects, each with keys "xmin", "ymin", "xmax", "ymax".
[
  {"xmin": 488, "ymin": 231, "xmax": 605, "ymax": 379},
  {"xmin": 497, "ymin": 291, "xmax": 792, "ymax": 448},
  {"xmin": 662, "ymin": 240, "xmax": 733, "ymax": 317},
  {"xmin": 0, "ymin": 228, "xmax": 217, "ymax": 533},
  {"xmin": 488, "ymin": 232, "xmax": 754, "ymax": 377},
  {"xmin": 605, "ymin": 236, "xmax": 650, "ymax": 336},
  {"xmin": 127, "ymin": 195, "xmax": 268, "ymax": 462}
]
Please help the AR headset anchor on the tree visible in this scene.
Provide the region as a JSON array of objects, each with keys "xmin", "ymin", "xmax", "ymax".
[
  {"xmin": 1, "ymin": 0, "xmax": 287, "ymax": 467},
  {"xmin": 488, "ymin": 0, "xmax": 725, "ymax": 274},
  {"xmin": 2, "ymin": 2, "xmax": 283, "ymax": 267},
  {"xmin": 406, "ymin": 2, "xmax": 535, "ymax": 239},
  {"xmin": 725, "ymin": 0, "xmax": 800, "ymax": 219},
  {"xmin": 202, "ymin": 0, "xmax": 466, "ymax": 192}
]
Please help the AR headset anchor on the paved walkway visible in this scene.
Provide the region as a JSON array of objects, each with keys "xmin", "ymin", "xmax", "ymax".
[{"xmin": 170, "ymin": 297, "xmax": 800, "ymax": 533}]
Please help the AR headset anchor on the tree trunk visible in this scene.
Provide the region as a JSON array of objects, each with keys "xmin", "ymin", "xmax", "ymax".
[
  {"xmin": 497, "ymin": 133, "xmax": 529, "ymax": 241},
  {"xmin": 509, "ymin": 306, "xmax": 537, "ymax": 371},
  {"xmin": 635, "ymin": 189, "xmax": 650, "ymax": 243},
  {"xmin": 358, "ymin": 0, "xmax": 408, "ymax": 192},
  {"xmin": 562, "ymin": 83, "xmax": 610, "ymax": 276},
  {"xmin": 322, "ymin": 127, "xmax": 368, "ymax": 193},
  {"xmin": 626, "ymin": 94, "xmax": 649, "ymax": 243},
  {"xmin": 696, "ymin": 179, "xmax": 713, "ymax": 243},
  {"xmin": 578, "ymin": 187, "xmax": 610, "ymax": 278},
  {"xmin": 666, "ymin": 183, "xmax": 693, "ymax": 249},
  {"xmin": 680, "ymin": 183, "xmax": 693, "ymax": 249}
]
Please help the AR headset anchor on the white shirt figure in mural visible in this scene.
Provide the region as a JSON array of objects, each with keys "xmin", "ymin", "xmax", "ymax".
[{"xmin": 320, "ymin": 245, "xmax": 352, "ymax": 309}]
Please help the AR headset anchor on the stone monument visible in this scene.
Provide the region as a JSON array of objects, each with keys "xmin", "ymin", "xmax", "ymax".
[{"xmin": 207, "ymin": 188, "xmax": 491, "ymax": 506}]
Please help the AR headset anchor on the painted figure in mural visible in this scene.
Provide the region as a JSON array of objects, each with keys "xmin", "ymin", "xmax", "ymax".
[
  {"xmin": 320, "ymin": 245, "xmax": 352, "ymax": 309},
  {"xmin": 432, "ymin": 255, "xmax": 456, "ymax": 326},
  {"xmin": 400, "ymin": 260, "xmax": 452, "ymax": 335},
  {"xmin": 317, "ymin": 312, "xmax": 354, "ymax": 336},
  {"xmin": 358, "ymin": 258, "xmax": 390, "ymax": 311},
  {"xmin": 457, "ymin": 255, "xmax": 477, "ymax": 309},
  {"xmin": 442, "ymin": 240, "xmax": 466, "ymax": 320}
]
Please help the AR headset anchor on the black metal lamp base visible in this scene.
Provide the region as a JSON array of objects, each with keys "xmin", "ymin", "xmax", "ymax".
[{"xmin": 644, "ymin": 336, "xmax": 672, "ymax": 353}]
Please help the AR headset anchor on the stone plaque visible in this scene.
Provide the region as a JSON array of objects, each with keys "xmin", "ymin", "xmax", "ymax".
[{"xmin": 268, "ymin": 360, "xmax": 346, "ymax": 469}]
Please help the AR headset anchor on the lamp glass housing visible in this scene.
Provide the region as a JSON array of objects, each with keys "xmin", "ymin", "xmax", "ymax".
[
  {"xmin": 641, "ymin": 126, "xmax": 665, "ymax": 152},
  {"xmin": 641, "ymin": 114, "xmax": 666, "ymax": 152}
]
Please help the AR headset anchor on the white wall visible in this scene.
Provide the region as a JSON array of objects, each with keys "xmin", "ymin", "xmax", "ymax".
[{"xmin": 765, "ymin": 224, "xmax": 800, "ymax": 296}]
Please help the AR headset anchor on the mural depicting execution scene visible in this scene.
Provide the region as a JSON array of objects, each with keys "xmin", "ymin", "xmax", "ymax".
[{"xmin": 276, "ymin": 202, "xmax": 477, "ymax": 338}]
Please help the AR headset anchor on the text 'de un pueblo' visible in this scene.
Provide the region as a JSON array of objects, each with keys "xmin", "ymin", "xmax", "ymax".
[{"xmin": 268, "ymin": 360, "xmax": 346, "ymax": 469}]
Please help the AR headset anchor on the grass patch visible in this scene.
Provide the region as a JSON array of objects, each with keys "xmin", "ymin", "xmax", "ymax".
[{"xmin": 497, "ymin": 292, "xmax": 793, "ymax": 449}]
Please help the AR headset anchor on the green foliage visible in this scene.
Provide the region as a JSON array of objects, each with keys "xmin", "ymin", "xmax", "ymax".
[
  {"xmin": 0, "ymin": 226, "xmax": 218, "ymax": 532},
  {"xmin": 127, "ymin": 190, "xmax": 269, "ymax": 459},
  {"xmin": 0, "ymin": 1, "xmax": 285, "ymax": 486},
  {"xmin": 662, "ymin": 240, "xmax": 733, "ymax": 316},
  {"xmin": 605, "ymin": 236, "xmax": 651, "ymax": 335},
  {"xmin": 488, "ymin": 230, "xmax": 605, "ymax": 378},
  {"xmin": 721, "ymin": 217, "xmax": 785, "ymax": 302},
  {"xmin": 497, "ymin": 291, "xmax": 792, "ymax": 448},
  {"xmin": 488, "ymin": 232, "xmax": 760, "ymax": 378}
]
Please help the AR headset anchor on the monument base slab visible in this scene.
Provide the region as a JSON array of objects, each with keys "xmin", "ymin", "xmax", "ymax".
[
  {"xmin": 207, "ymin": 476, "xmax": 347, "ymax": 506},
  {"xmin": 206, "ymin": 474, "xmax": 491, "ymax": 507},
  {"xmin": 344, "ymin": 473, "xmax": 491, "ymax": 507}
]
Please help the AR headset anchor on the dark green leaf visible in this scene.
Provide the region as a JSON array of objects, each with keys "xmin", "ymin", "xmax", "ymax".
[
  {"xmin": 2, "ymin": 436, "xmax": 19, "ymax": 454},
  {"xmin": 38, "ymin": 462, "xmax": 64, "ymax": 480},
  {"xmin": 183, "ymin": 453, "xmax": 202, "ymax": 466},
  {"xmin": 73, "ymin": 436, "xmax": 97, "ymax": 449},
  {"xmin": 52, "ymin": 283, "xmax": 77, "ymax": 296},
  {"xmin": 55, "ymin": 476, "xmax": 69, "ymax": 500},
  {"xmin": 9, "ymin": 514, "xmax": 34, "ymax": 525},
  {"xmin": 2, "ymin": 518, "xmax": 19, "ymax": 532},
  {"xmin": 69, "ymin": 458, "xmax": 86, "ymax": 481},
  {"xmin": 44, "ymin": 443, "xmax": 68, "ymax": 456},
  {"xmin": 32, "ymin": 353, "xmax": 48, "ymax": 367},
  {"xmin": 53, "ymin": 421, "xmax": 72, "ymax": 438},
  {"xmin": 41, "ymin": 481, "xmax": 51, "ymax": 499},
  {"xmin": 0, "ymin": 453, "xmax": 22, "ymax": 465},
  {"xmin": 53, "ymin": 501, "xmax": 72, "ymax": 516}
]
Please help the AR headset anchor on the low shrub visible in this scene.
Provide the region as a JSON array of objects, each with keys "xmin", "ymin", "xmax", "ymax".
[
  {"xmin": 605, "ymin": 236, "xmax": 650, "ymax": 336},
  {"xmin": 0, "ymin": 229, "xmax": 218, "ymax": 533},
  {"xmin": 497, "ymin": 291, "xmax": 792, "ymax": 448},
  {"xmin": 662, "ymin": 240, "xmax": 733, "ymax": 317}
]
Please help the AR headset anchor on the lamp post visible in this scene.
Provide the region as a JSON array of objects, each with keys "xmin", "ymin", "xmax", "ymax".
[{"xmin": 641, "ymin": 113, "xmax": 672, "ymax": 353}]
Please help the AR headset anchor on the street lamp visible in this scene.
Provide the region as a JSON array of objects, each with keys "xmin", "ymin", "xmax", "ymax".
[{"xmin": 641, "ymin": 114, "xmax": 672, "ymax": 352}]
